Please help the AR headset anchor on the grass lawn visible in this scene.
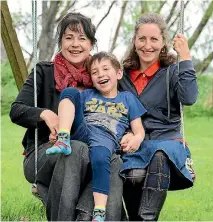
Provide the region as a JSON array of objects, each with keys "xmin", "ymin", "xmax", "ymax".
[{"xmin": 1, "ymin": 115, "xmax": 213, "ymax": 221}]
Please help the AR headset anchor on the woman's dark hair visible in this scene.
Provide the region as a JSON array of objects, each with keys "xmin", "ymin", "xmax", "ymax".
[
  {"xmin": 56, "ymin": 12, "xmax": 97, "ymax": 51},
  {"xmin": 123, "ymin": 13, "xmax": 176, "ymax": 70},
  {"xmin": 87, "ymin": 51, "xmax": 121, "ymax": 74}
]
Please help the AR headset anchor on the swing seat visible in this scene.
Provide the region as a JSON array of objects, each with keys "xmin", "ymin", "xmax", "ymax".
[
  {"xmin": 31, "ymin": 183, "xmax": 42, "ymax": 200},
  {"xmin": 185, "ymin": 158, "xmax": 196, "ymax": 181}
]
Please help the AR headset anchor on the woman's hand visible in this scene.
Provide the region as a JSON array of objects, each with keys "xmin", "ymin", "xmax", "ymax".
[
  {"xmin": 122, "ymin": 134, "xmax": 142, "ymax": 153},
  {"xmin": 40, "ymin": 110, "xmax": 59, "ymax": 136},
  {"xmin": 173, "ymin": 33, "xmax": 191, "ymax": 61},
  {"xmin": 49, "ymin": 132, "xmax": 57, "ymax": 144}
]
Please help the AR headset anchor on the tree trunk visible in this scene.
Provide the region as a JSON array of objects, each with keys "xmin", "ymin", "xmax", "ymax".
[
  {"xmin": 1, "ymin": 1, "xmax": 28, "ymax": 90},
  {"xmin": 38, "ymin": 1, "xmax": 61, "ymax": 61},
  {"xmin": 188, "ymin": 1, "xmax": 213, "ymax": 49}
]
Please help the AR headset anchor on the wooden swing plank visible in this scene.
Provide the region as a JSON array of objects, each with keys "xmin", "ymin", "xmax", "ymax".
[{"xmin": 1, "ymin": 1, "xmax": 28, "ymax": 91}]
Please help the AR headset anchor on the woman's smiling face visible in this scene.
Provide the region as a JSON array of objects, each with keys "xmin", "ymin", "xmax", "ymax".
[
  {"xmin": 61, "ymin": 25, "xmax": 93, "ymax": 68},
  {"xmin": 134, "ymin": 23, "xmax": 164, "ymax": 69}
]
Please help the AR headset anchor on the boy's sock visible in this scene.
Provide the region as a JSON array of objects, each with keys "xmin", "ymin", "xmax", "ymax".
[
  {"xmin": 46, "ymin": 129, "xmax": 71, "ymax": 155},
  {"xmin": 92, "ymin": 206, "xmax": 106, "ymax": 222}
]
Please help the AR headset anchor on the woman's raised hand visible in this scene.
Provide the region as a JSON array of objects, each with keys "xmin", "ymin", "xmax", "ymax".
[
  {"xmin": 173, "ymin": 33, "xmax": 191, "ymax": 61},
  {"xmin": 40, "ymin": 110, "xmax": 59, "ymax": 136}
]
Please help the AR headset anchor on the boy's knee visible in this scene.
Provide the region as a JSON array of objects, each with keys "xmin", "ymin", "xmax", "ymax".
[
  {"xmin": 62, "ymin": 87, "xmax": 79, "ymax": 95},
  {"xmin": 91, "ymin": 155, "xmax": 109, "ymax": 169},
  {"xmin": 90, "ymin": 147, "xmax": 111, "ymax": 169},
  {"xmin": 60, "ymin": 87, "xmax": 80, "ymax": 102}
]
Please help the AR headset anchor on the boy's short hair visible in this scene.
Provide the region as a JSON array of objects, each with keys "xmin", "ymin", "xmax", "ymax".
[{"xmin": 87, "ymin": 51, "xmax": 121, "ymax": 74}]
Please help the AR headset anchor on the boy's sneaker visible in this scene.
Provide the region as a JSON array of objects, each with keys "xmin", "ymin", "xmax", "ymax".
[
  {"xmin": 46, "ymin": 132, "xmax": 71, "ymax": 155},
  {"xmin": 92, "ymin": 209, "xmax": 105, "ymax": 222}
]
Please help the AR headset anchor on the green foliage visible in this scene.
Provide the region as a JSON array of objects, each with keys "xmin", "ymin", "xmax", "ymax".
[
  {"xmin": 1, "ymin": 115, "xmax": 213, "ymax": 220},
  {"xmin": 1, "ymin": 61, "xmax": 18, "ymax": 115},
  {"xmin": 184, "ymin": 75, "xmax": 213, "ymax": 117}
]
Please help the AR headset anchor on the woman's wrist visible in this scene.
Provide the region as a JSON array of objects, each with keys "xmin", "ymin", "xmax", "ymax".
[
  {"xmin": 179, "ymin": 53, "xmax": 191, "ymax": 61},
  {"xmin": 40, "ymin": 109, "xmax": 49, "ymax": 121}
]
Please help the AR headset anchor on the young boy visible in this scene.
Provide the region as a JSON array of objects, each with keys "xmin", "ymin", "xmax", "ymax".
[{"xmin": 46, "ymin": 52, "xmax": 147, "ymax": 221}]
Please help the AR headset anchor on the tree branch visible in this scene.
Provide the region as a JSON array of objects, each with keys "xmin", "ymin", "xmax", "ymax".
[
  {"xmin": 96, "ymin": 1, "xmax": 116, "ymax": 30},
  {"xmin": 196, "ymin": 51, "xmax": 213, "ymax": 74},
  {"xmin": 156, "ymin": 1, "xmax": 166, "ymax": 14},
  {"xmin": 55, "ymin": 1, "xmax": 77, "ymax": 23},
  {"xmin": 166, "ymin": 0, "xmax": 178, "ymax": 24},
  {"xmin": 72, "ymin": 3, "xmax": 91, "ymax": 12},
  {"xmin": 141, "ymin": 1, "xmax": 148, "ymax": 14},
  {"xmin": 168, "ymin": 0, "xmax": 189, "ymax": 29},
  {"xmin": 188, "ymin": 1, "xmax": 213, "ymax": 49},
  {"xmin": 109, "ymin": 1, "xmax": 128, "ymax": 53}
]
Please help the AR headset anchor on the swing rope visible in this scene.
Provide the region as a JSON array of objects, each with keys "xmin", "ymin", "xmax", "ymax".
[
  {"xmin": 32, "ymin": 0, "xmax": 39, "ymax": 194},
  {"xmin": 177, "ymin": 1, "xmax": 195, "ymax": 180},
  {"xmin": 178, "ymin": 0, "xmax": 186, "ymax": 148}
]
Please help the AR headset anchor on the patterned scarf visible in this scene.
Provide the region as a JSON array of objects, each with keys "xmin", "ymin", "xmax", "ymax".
[{"xmin": 53, "ymin": 53, "xmax": 92, "ymax": 92}]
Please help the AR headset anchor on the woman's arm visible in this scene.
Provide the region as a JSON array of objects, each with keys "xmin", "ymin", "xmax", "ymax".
[
  {"xmin": 122, "ymin": 117, "xmax": 145, "ymax": 153},
  {"xmin": 10, "ymin": 63, "xmax": 48, "ymax": 128},
  {"xmin": 171, "ymin": 33, "xmax": 198, "ymax": 105}
]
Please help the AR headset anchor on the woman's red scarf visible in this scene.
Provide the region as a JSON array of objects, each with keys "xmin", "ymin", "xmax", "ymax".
[{"xmin": 53, "ymin": 53, "xmax": 92, "ymax": 91}]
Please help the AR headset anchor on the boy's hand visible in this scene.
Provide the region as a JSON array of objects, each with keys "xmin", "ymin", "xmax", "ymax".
[
  {"xmin": 122, "ymin": 135, "xmax": 142, "ymax": 153},
  {"xmin": 120, "ymin": 132, "xmax": 134, "ymax": 150}
]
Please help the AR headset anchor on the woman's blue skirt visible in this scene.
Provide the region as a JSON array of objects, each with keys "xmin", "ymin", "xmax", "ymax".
[{"xmin": 120, "ymin": 140, "xmax": 193, "ymax": 190}]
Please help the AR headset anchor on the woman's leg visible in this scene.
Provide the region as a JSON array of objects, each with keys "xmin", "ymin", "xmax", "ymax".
[
  {"xmin": 24, "ymin": 140, "xmax": 90, "ymax": 221},
  {"xmin": 123, "ymin": 169, "xmax": 146, "ymax": 221},
  {"xmin": 138, "ymin": 151, "xmax": 170, "ymax": 221}
]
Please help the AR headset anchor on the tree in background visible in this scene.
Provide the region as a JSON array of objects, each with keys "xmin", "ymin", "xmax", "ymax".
[
  {"xmin": 7, "ymin": 0, "xmax": 213, "ymax": 73},
  {"xmin": 109, "ymin": 0, "xmax": 213, "ymax": 74},
  {"xmin": 11, "ymin": 0, "xmax": 117, "ymax": 68}
]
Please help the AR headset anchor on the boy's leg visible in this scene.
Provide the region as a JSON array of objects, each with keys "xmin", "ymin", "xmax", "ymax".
[
  {"xmin": 75, "ymin": 153, "xmax": 124, "ymax": 221},
  {"xmin": 46, "ymin": 88, "xmax": 84, "ymax": 155},
  {"xmin": 90, "ymin": 146, "xmax": 111, "ymax": 221}
]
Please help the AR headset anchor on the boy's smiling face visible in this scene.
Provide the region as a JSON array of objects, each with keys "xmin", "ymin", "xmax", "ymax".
[{"xmin": 90, "ymin": 58, "xmax": 123, "ymax": 98}]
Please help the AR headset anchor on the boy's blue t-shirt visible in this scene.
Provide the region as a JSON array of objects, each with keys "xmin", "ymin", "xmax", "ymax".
[{"xmin": 80, "ymin": 89, "xmax": 147, "ymax": 151}]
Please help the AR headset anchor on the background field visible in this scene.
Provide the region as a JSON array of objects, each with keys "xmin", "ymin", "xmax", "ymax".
[
  {"xmin": 1, "ymin": 61, "xmax": 213, "ymax": 221},
  {"xmin": 1, "ymin": 115, "xmax": 213, "ymax": 221}
]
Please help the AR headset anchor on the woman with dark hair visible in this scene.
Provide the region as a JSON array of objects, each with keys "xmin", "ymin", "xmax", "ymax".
[
  {"xmin": 10, "ymin": 12, "xmax": 123, "ymax": 221},
  {"xmin": 118, "ymin": 13, "xmax": 198, "ymax": 221}
]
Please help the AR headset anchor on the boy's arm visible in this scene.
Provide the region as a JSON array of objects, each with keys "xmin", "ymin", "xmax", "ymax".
[{"xmin": 122, "ymin": 117, "xmax": 145, "ymax": 153}]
